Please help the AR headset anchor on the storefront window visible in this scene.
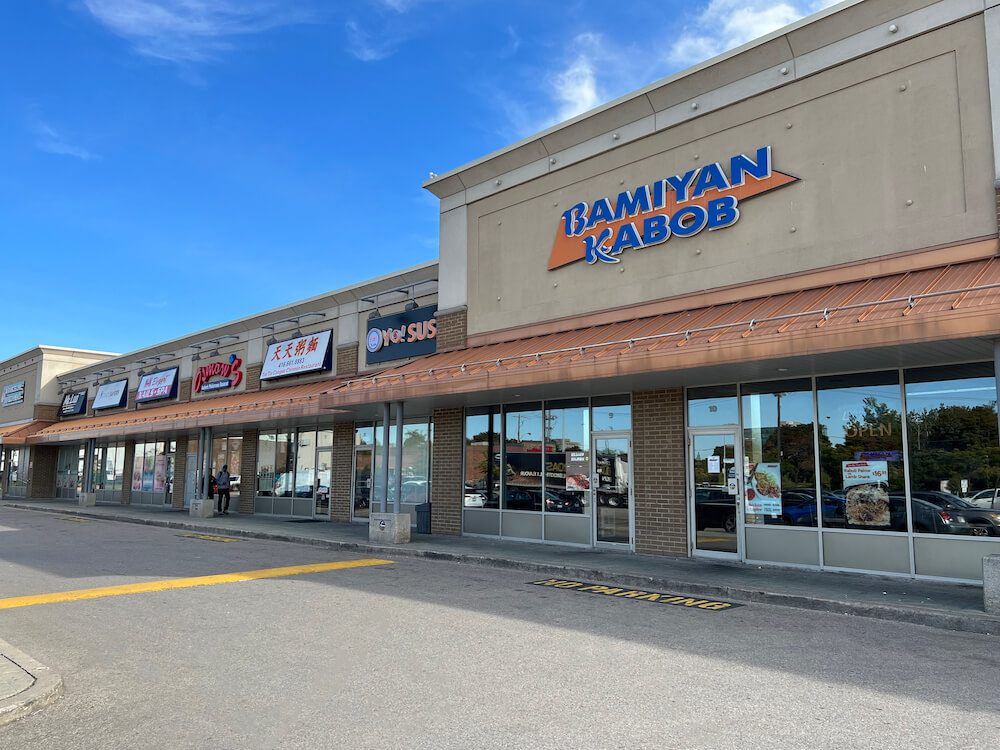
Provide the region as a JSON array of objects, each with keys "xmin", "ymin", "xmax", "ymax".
[
  {"xmin": 57, "ymin": 445, "xmax": 81, "ymax": 494},
  {"xmin": 545, "ymin": 399, "xmax": 589, "ymax": 515},
  {"xmin": 465, "ymin": 408, "xmax": 499, "ymax": 508},
  {"xmin": 7, "ymin": 447, "xmax": 27, "ymax": 492},
  {"xmin": 130, "ymin": 442, "xmax": 172, "ymax": 498},
  {"xmin": 503, "ymin": 403, "xmax": 543, "ymax": 511},
  {"xmin": 591, "ymin": 395, "xmax": 631, "ymax": 431},
  {"xmin": 741, "ymin": 379, "xmax": 817, "ymax": 527},
  {"xmin": 354, "ymin": 424, "xmax": 374, "ymax": 517},
  {"xmin": 817, "ymin": 372, "xmax": 905, "ymax": 532},
  {"xmin": 905, "ymin": 363, "xmax": 1000, "ymax": 534},
  {"xmin": 296, "ymin": 430, "xmax": 316, "ymax": 499},
  {"xmin": 688, "ymin": 385, "xmax": 739, "ymax": 427},
  {"xmin": 93, "ymin": 443, "xmax": 125, "ymax": 492},
  {"xmin": 257, "ymin": 433, "xmax": 276, "ymax": 496},
  {"xmin": 275, "ymin": 432, "xmax": 296, "ymax": 497},
  {"xmin": 401, "ymin": 421, "xmax": 430, "ymax": 504}
]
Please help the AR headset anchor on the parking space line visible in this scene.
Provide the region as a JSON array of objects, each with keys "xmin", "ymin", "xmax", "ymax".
[
  {"xmin": 58, "ymin": 517, "xmax": 94, "ymax": 523},
  {"xmin": 0, "ymin": 559, "xmax": 394, "ymax": 610},
  {"xmin": 178, "ymin": 533, "xmax": 242, "ymax": 543}
]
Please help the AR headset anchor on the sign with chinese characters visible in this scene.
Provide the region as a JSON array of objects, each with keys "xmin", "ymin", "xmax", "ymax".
[
  {"xmin": 135, "ymin": 367, "xmax": 179, "ymax": 403},
  {"xmin": 365, "ymin": 307, "xmax": 437, "ymax": 365},
  {"xmin": 260, "ymin": 330, "xmax": 332, "ymax": 381},
  {"xmin": 60, "ymin": 391, "xmax": 88, "ymax": 416},
  {"xmin": 548, "ymin": 146, "xmax": 798, "ymax": 269},
  {"xmin": 1, "ymin": 381, "xmax": 25, "ymax": 407},
  {"xmin": 194, "ymin": 355, "xmax": 244, "ymax": 393},
  {"xmin": 93, "ymin": 379, "xmax": 128, "ymax": 410}
]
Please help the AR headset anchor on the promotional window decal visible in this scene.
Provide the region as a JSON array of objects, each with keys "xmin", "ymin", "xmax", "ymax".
[
  {"xmin": 366, "ymin": 306, "xmax": 437, "ymax": 365},
  {"xmin": 93, "ymin": 379, "xmax": 128, "ymax": 410},
  {"xmin": 565, "ymin": 452, "xmax": 590, "ymax": 491},
  {"xmin": 1, "ymin": 381, "xmax": 25, "ymax": 407},
  {"xmin": 60, "ymin": 390, "xmax": 88, "ymax": 416},
  {"xmin": 548, "ymin": 146, "xmax": 798, "ymax": 269},
  {"xmin": 135, "ymin": 367, "xmax": 179, "ymax": 403},
  {"xmin": 260, "ymin": 330, "xmax": 332, "ymax": 381},
  {"xmin": 745, "ymin": 462, "xmax": 781, "ymax": 516},
  {"xmin": 194, "ymin": 355, "xmax": 244, "ymax": 393},
  {"xmin": 842, "ymin": 460, "xmax": 890, "ymax": 527}
]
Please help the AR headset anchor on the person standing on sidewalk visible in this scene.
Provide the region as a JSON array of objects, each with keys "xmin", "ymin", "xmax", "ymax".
[{"xmin": 216, "ymin": 465, "xmax": 232, "ymax": 515}]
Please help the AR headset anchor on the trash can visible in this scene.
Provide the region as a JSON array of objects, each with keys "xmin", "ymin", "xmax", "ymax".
[{"xmin": 415, "ymin": 502, "xmax": 431, "ymax": 534}]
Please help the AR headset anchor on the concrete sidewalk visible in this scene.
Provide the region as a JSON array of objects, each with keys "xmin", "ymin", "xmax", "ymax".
[{"xmin": 2, "ymin": 498, "xmax": 999, "ymax": 638}]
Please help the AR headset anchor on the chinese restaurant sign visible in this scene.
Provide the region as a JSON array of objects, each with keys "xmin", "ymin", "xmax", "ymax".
[
  {"xmin": 260, "ymin": 330, "xmax": 332, "ymax": 381},
  {"xmin": 135, "ymin": 367, "xmax": 179, "ymax": 404},
  {"xmin": 93, "ymin": 379, "xmax": 128, "ymax": 410},
  {"xmin": 548, "ymin": 146, "xmax": 798, "ymax": 269},
  {"xmin": 1, "ymin": 381, "xmax": 24, "ymax": 407},
  {"xmin": 194, "ymin": 355, "xmax": 243, "ymax": 393},
  {"xmin": 60, "ymin": 391, "xmax": 88, "ymax": 416},
  {"xmin": 366, "ymin": 306, "xmax": 437, "ymax": 365}
]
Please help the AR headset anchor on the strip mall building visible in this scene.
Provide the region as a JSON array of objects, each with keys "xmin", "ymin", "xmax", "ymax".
[{"xmin": 4, "ymin": 0, "xmax": 1000, "ymax": 582}]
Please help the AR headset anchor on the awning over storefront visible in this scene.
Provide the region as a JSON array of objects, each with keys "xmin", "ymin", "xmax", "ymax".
[
  {"xmin": 29, "ymin": 379, "xmax": 347, "ymax": 444},
  {"xmin": 0, "ymin": 421, "xmax": 53, "ymax": 445},
  {"xmin": 323, "ymin": 246, "xmax": 1000, "ymax": 407}
]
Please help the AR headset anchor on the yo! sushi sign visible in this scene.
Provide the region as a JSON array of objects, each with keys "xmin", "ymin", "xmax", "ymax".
[
  {"xmin": 366, "ymin": 306, "xmax": 437, "ymax": 365},
  {"xmin": 548, "ymin": 146, "xmax": 798, "ymax": 269}
]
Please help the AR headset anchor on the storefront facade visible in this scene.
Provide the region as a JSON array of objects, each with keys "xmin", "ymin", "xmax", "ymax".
[{"xmin": 10, "ymin": 0, "xmax": 1000, "ymax": 583}]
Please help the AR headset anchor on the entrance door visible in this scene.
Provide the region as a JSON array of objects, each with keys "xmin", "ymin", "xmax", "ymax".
[
  {"xmin": 689, "ymin": 430, "xmax": 743, "ymax": 558},
  {"xmin": 352, "ymin": 446, "xmax": 373, "ymax": 521},
  {"xmin": 315, "ymin": 447, "xmax": 332, "ymax": 518},
  {"xmin": 184, "ymin": 451, "xmax": 197, "ymax": 509},
  {"xmin": 593, "ymin": 433, "xmax": 632, "ymax": 547}
]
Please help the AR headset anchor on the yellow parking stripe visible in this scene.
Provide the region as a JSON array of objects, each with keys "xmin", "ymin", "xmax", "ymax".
[
  {"xmin": 0, "ymin": 559, "xmax": 394, "ymax": 610},
  {"xmin": 58, "ymin": 517, "xmax": 94, "ymax": 523},
  {"xmin": 179, "ymin": 533, "xmax": 242, "ymax": 543}
]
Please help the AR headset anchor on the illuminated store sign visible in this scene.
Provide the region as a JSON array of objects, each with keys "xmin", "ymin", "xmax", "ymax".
[
  {"xmin": 60, "ymin": 391, "xmax": 88, "ymax": 416},
  {"xmin": 260, "ymin": 330, "xmax": 332, "ymax": 381},
  {"xmin": 548, "ymin": 146, "xmax": 798, "ymax": 269},
  {"xmin": 93, "ymin": 379, "xmax": 128, "ymax": 410},
  {"xmin": 366, "ymin": 306, "xmax": 437, "ymax": 365},
  {"xmin": 135, "ymin": 367, "xmax": 179, "ymax": 403},
  {"xmin": 194, "ymin": 355, "xmax": 243, "ymax": 393},
  {"xmin": 1, "ymin": 381, "xmax": 24, "ymax": 407}
]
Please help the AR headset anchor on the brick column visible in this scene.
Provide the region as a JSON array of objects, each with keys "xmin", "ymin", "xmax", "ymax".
[
  {"xmin": 435, "ymin": 308, "xmax": 467, "ymax": 351},
  {"xmin": 632, "ymin": 388, "xmax": 687, "ymax": 556},
  {"xmin": 332, "ymin": 422, "xmax": 354, "ymax": 522},
  {"xmin": 245, "ymin": 365, "xmax": 262, "ymax": 391},
  {"xmin": 430, "ymin": 407, "xmax": 463, "ymax": 535},
  {"xmin": 172, "ymin": 436, "xmax": 188, "ymax": 509},
  {"xmin": 239, "ymin": 428, "xmax": 258, "ymax": 514},
  {"xmin": 121, "ymin": 440, "xmax": 135, "ymax": 504},
  {"xmin": 178, "ymin": 379, "xmax": 192, "ymax": 401},
  {"xmin": 27, "ymin": 445, "xmax": 58, "ymax": 499},
  {"xmin": 336, "ymin": 344, "xmax": 358, "ymax": 377}
]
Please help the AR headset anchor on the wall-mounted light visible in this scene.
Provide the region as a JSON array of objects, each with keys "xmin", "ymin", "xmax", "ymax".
[
  {"xmin": 368, "ymin": 310, "xmax": 380, "ymax": 320},
  {"xmin": 137, "ymin": 369, "xmax": 146, "ymax": 378},
  {"xmin": 405, "ymin": 300, "xmax": 418, "ymax": 312},
  {"xmin": 266, "ymin": 336, "xmax": 277, "ymax": 346}
]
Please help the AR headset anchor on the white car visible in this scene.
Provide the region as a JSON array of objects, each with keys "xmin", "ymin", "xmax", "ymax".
[{"xmin": 968, "ymin": 488, "xmax": 1000, "ymax": 509}]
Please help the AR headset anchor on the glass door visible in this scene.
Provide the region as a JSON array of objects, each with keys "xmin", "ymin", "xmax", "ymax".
[
  {"xmin": 593, "ymin": 433, "xmax": 632, "ymax": 547},
  {"xmin": 315, "ymin": 447, "xmax": 332, "ymax": 517},
  {"xmin": 353, "ymin": 446, "xmax": 373, "ymax": 521},
  {"xmin": 689, "ymin": 429, "xmax": 743, "ymax": 558}
]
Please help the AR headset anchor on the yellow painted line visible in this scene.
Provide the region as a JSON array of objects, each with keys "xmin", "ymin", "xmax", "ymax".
[
  {"xmin": 178, "ymin": 533, "xmax": 242, "ymax": 543},
  {"xmin": 58, "ymin": 517, "xmax": 94, "ymax": 523},
  {"xmin": 0, "ymin": 559, "xmax": 394, "ymax": 610}
]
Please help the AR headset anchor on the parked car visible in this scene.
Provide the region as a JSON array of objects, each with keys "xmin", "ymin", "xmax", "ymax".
[
  {"xmin": 694, "ymin": 486, "xmax": 736, "ymax": 534},
  {"xmin": 910, "ymin": 491, "xmax": 1000, "ymax": 536},
  {"xmin": 967, "ymin": 488, "xmax": 1000, "ymax": 510}
]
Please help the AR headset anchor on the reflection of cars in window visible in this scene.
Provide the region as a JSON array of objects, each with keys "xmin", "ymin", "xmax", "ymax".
[
  {"xmin": 694, "ymin": 486, "xmax": 736, "ymax": 534},
  {"xmin": 910, "ymin": 491, "xmax": 1000, "ymax": 536},
  {"xmin": 968, "ymin": 488, "xmax": 1000, "ymax": 509}
]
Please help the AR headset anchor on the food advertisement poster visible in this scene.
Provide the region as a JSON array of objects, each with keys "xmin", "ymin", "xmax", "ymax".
[
  {"xmin": 746, "ymin": 463, "xmax": 782, "ymax": 515},
  {"xmin": 843, "ymin": 460, "xmax": 890, "ymax": 526},
  {"xmin": 565, "ymin": 452, "xmax": 590, "ymax": 491}
]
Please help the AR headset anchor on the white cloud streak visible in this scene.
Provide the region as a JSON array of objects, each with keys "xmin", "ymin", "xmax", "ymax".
[
  {"xmin": 81, "ymin": 0, "xmax": 313, "ymax": 62},
  {"xmin": 29, "ymin": 120, "xmax": 98, "ymax": 161}
]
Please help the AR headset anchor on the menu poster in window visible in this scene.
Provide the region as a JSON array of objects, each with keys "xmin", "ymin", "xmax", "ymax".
[
  {"xmin": 565, "ymin": 452, "xmax": 590, "ymax": 491},
  {"xmin": 135, "ymin": 368, "xmax": 179, "ymax": 403},
  {"xmin": 93, "ymin": 379, "xmax": 128, "ymax": 410},
  {"xmin": 746, "ymin": 462, "xmax": 782, "ymax": 515},
  {"xmin": 707, "ymin": 455, "xmax": 721, "ymax": 474},
  {"xmin": 153, "ymin": 454, "xmax": 166, "ymax": 492},
  {"xmin": 842, "ymin": 460, "xmax": 890, "ymax": 527},
  {"xmin": 260, "ymin": 330, "xmax": 333, "ymax": 380}
]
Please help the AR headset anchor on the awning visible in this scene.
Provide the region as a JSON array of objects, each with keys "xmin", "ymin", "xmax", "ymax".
[
  {"xmin": 29, "ymin": 378, "xmax": 347, "ymax": 444},
  {"xmin": 0, "ymin": 421, "xmax": 53, "ymax": 445},
  {"xmin": 322, "ymin": 248, "xmax": 1000, "ymax": 407}
]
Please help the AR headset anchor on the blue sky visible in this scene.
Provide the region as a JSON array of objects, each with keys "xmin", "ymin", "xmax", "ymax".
[{"xmin": 0, "ymin": 0, "xmax": 835, "ymax": 360}]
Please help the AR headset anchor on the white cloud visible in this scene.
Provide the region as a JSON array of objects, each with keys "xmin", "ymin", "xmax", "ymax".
[
  {"xmin": 345, "ymin": 19, "xmax": 395, "ymax": 62},
  {"xmin": 81, "ymin": 0, "xmax": 313, "ymax": 63},
  {"xmin": 29, "ymin": 120, "xmax": 98, "ymax": 161},
  {"xmin": 669, "ymin": 0, "xmax": 841, "ymax": 66},
  {"xmin": 551, "ymin": 52, "xmax": 601, "ymax": 123}
]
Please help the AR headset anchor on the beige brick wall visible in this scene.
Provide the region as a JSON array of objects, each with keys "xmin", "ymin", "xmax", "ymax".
[
  {"xmin": 430, "ymin": 407, "xmax": 463, "ymax": 535},
  {"xmin": 435, "ymin": 308, "xmax": 467, "ymax": 351},
  {"xmin": 27, "ymin": 445, "xmax": 57, "ymax": 498},
  {"xmin": 33, "ymin": 404, "xmax": 59, "ymax": 421},
  {"xmin": 336, "ymin": 345, "xmax": 358, "ymax": 377},
  {"xmin": 172, "ymin": 435, "xmax": 188, "ymax": 509},
  {"xmin": 245, "ymin": 364, "xmax": 262, "ymax": 391},
  {"xmin": 332, "ymin": 422, "xmax": 354, "ymax": 522},
  {"xmin": 121, "ymin": 440, "xmax": 135, "ymax": 504},
  {"xmin": 178, "ymin": 379, "xmax": 192, "ymax": 401},
  {"xmin": 632, "ymin": 388, "xmax": 688, "ymax": 557},
  {"xmin": 239, "ymin": 428, "xmax": 258, "ymax": 514}
]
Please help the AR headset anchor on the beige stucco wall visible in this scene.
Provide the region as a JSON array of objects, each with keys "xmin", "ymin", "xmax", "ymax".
[
  {"xmin": 464, "ymin": 17, "xmax": 996, "ymax": 336},
  {"xmin": 0, "ymin": 364, "xmax": 38, "ymax": 424}
]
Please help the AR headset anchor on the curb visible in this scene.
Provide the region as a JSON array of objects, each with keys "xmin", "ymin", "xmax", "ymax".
[
  {"xmin": 0, "ymin": 638, "xmax": 64, "ymax": 728},
  {"xmin": 5, "ymin": 502, "xmax": 1000, "ymax": 636}
]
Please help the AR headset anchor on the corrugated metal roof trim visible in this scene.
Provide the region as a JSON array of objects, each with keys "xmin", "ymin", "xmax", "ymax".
[{"xmin": 331, "ymin": 259, "xmax": 1000, "ymax": 392}]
